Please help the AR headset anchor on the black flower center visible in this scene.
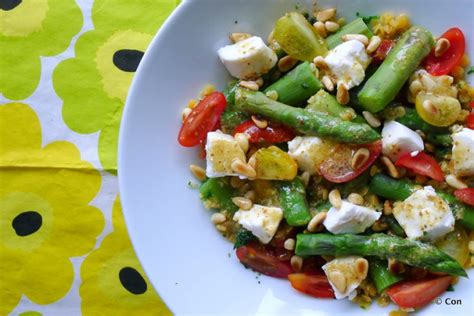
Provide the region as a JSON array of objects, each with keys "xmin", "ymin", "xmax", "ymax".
[
  {"xmin": 113, "ymin": 49, "xmax": 144, "ymax": 72},
  {"xmin": 12, "ymin": 211, "xmax": 42, "ymax": 236},
  {"xmin": 119, "ymin": 267, "xmax": 147, "ymax": 295},
  {"xmin": 0, "ymin": 0, "xmax": 22, "ymax": 11}
]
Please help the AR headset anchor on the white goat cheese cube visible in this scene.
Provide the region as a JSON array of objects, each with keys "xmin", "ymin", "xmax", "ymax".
[
  {"xmin": 452, "ymin": 128, "xmax": 474, "ymax": 177},
  {"xmin": 218, "ymin": 36, "xmax": 277, "ymax": 79},
  {"xmin": 233, "ymin": 204, "xmax": 283, "ymax": 244},
  {"xmin": 323, "ymin": 201, "xmax": 381, "ymax": 234},
  {"xmin": 382, "ymin": 121, "xmax": 424, "ymax": 161},
  {"xmin": 287, "ymin": 136, "xmax": 333, "ymax": 175},
  {"xmin": 205, "ymin": 131, "xmax": 246, "ymax": 178},
  {"xmin": 322, "ymin": 256, "xmax": 367, "ymax": 300}
]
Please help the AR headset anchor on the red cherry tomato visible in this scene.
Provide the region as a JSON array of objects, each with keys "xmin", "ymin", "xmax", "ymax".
[
  {"xmin": 424, "ymin": 28, "xmax": 465, "ymax": 76},
  {"xmin": 454, "ymin": 188, "xmax": 474, "ymax": 206},
  {"xmin": 178, "ymin": 92, "xmax": 227, "ymax": 147},
  {"xmin": 234, "ymin": 120, "xmax": 295, "ymax": 143},
  {"xmin": 387, "ymin": 276, "xmax": 452, "ymax": 309},
  {"xmin": 288, "ymin": 273, "xmax": 335, "ymax": 299},
  {"xmin": 235, "ymin": 242, "xmax": 293, "ymax": 279},
  {"xmin": 395, "ymin": 151, "xmax": 444, "ymax": 181},
  {"xmin": 466, "ymin": 112, "xmax": 474, "ymax": 129},
  {"xmin": 371, "ymin": 39, "xmax": 395, "ymax": 63},
  {"xmin": 320, "ymin": 141, "xmax": 382, "ymax": 183}
]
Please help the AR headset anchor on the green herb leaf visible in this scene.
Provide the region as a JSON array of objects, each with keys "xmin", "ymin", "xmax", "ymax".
[
  {"xmin": 356, "ymin": 12, "xmax": 379, "ymax": 24},
  {"xmin": 467, "ymin": 66, "xmax": 474, "ymax": 75},
  {"xmin": 234, "ymin": 228, "xmax": 256, "ymax": 249}
]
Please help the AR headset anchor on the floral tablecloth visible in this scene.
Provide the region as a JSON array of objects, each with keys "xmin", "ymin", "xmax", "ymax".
[{"xmin": 0, "ymin": 1, "xmax": 177, "ymax": 315}]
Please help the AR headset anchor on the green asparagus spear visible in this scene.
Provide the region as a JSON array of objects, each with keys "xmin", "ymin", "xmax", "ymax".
[
  {"xmin": 234, "ymin": 88, "xmax": 380, "ymax": 144},
  {"xmin": 295, "ymin": 233, "xmax": 467, "ymax": 277},
  {"xmin": 369, "ymin": 174, "xmax": 474, "ymax": 229},
  {"xmin": 264, "ymin": 62, "xmax": 322, "ymax": 106},
  {"xmin": 385, "ymin": 216, "xmax": 406, "ymax": 237},
  {"xmin": 369, "ymin": 259, "xmax": 404, "ymax": 293},
  {"xmin": 358, "ymin": 26, "xmax": 435, "ymax": 112},
  {"xmin": 306, "ymin": 90, "xmax": 365, "ymax": 123},
  {"xmin": 396, "ymin": 107, "xmax": 451, "ymax": 146},
  {"xmin": 199, "ymin": 178, "xmax": 238, "ymax": 213},
  {"xmin": 220, "ymin": 81, "xmax": 250, "ymax": 133},
  {"xmin": 278, "ymin": 178, "xmax": 312, "ymax": 226},
  {"xmin": 326, "ymin": 18, "xmax": 373, "ymax": 49}
]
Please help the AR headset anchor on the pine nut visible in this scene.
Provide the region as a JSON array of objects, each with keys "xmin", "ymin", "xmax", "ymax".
[
  {"xmin": 231, "ymin": 158, "xmax": 257, "ymax": 178},
  {"xmin": 381, "ymin": 156, "xmax": 400, "ymax": 178},
  {"xmin": 315, "ymin": 8, "xmax": 336, "ymax": 22},
  {"xmin": 232, "ymin": 197, "xmax": 253, "ymax": 210},
  {"xmin": 420, "ymin": 74, "xmax": 436, "ymax": 90},
  {"xmin": 181, "ymin": 107, "xmax": 192, "ymax": 122},
  {"xmin": 446, "ymin": 174, "xmax": 468, "ymax": 189},
  {"xmin": 351, "ymin": 148, "xmax": 370, "ymax": 170},
  {"xmin": 336, "ymin": 83, "xmax": 349, "ymax": 105},
  {"xmin": 329, "ymin": 189, "xmax": 342, "ymax": 209},
  {"xmin": 415, "ymin": 129, "xmax": 426, "ymax": 139},
  {"xmin": 278, "ymin": 55, "xmax": 298, "ymax": 72},
  {"xmin": 340, "ymin": 108, "xmax": 357, "ymax": 121},
  {"xmin": 366, "ymin": 35, "xmax": 381, "ymax": 54},
  {"xmin": 247, "ymin": 154, "xmax": 257, "ymax": 170},
  {"xmin": 229, "ymin": 32, "xmax": 252, "ymax": 43},
  {"xmin": 189, "ymin": 164, "xmax": 206, "ymax": 181},
  {"xmin": 322, "ymin": 75, "xmax": 335, "ymax": 92},
  {"xmin": 265, "ymin": 90, "xmax": 279, "ymax": 100},
  {"xmin": 234, "ymin": 132, "xmax": 249, "ymax": 153},
  {"xmin": 328, "ymin": 270, "xmax": 346, "ymax": 293},
  {"xmin": 216, "ymin": 224, "xmax": 227, "ymax": 232},
  {"xmin": 284, "ymin": 238, "xmax": 296, "ymax": 251},
  {"xmin": 325, "ymin": 21, "xmax": 340, "ymax": 33},
  {"xmin": 291, "ymin": 255, "xmax": 303, "ymax": 272},
  {"xmin": 409, "ymin": 79, "xmax": 423, "ymax": 94},
  {"xmin": 230, "ymin": 176, "xmax": 245, "ymax": 188},
  {"xmin": 313, "ymin": 56, "xmax": 329, "ymax": 71},
  {"xmin": 211, "ymin": 212, "xmax": 226, "ymax": 224},
  {"xmin": 251, "ymin": 115, "xmax": 268, "ymax": 129},
  {"xmin": 337, "ymin": 17, "xmax": 346, "ymax": 26},
  {"xmin": 256, "ymin": 77, "xmax": 264, "ymax": 87},
  {"xmin": 299, "ymin": 171, "xmax": 311, "ymax": 187},
  {"xmin": 267, "ymin": 30, "xmax": 274, "ymax": 43},
  {"xmin": 313, "ymin": 21, "xmax": 327, "ymax": 37},
  {"xmin": 244, "ymin": 190, "xmax": 256, "ymax": 201},
  {"xmin": 342, "ymin": 34, "xmax": 369, "ymax": 46},
  {"xmin": 435, "ymin": 38, "xmax": 450, "ymax": 57},
  {"xmin": 383, "ymin": 200, "xmax": 393, "ymax": 216},
  {"xmin": 362, "ymin": 111, "xmax": 381, "ymax": 128},
  {"xmin": 468, "ymin": 241, "xmax": 474, "ymax": 253},
  {"xmin": 348, "ymin": 193, "xmax": 364, "ymax": 206},
  {"xmin": 307, "ymin": 211, "xmax": 327, "ymax": 232},
  {"xmin": 355, "ymin": 258, "xmax": 369, "ymax": 279},
  {"xmin": 239, "ymin": 80, "xmax": 259, "ymax": 91},
  {"xmin": 422, "ymin": 99, "xmax": 437, "ymax": 114},
  {"xmin": 388, "ymin": 258, "xmax": 405, "ymax": 274}
]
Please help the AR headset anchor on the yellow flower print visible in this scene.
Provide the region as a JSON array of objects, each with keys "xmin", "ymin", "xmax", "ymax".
[
  {"xmin": 53, "ymin": 0, "xmax": 177, "ymax": 174},
  {"xmin": 80, "ymin": 197, "xmax": 171, "ymax": 316},
  {"xmin": 0, "ymin": 0, "xmax": 82, "ymax": 100},
  {"xmin": 0, "ymin": 102, "xmax": 104, "ymax": 315}
]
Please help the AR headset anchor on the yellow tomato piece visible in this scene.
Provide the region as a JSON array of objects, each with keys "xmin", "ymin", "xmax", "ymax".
[
  {"xmin": 253, "ymin": 146, "xmax": 297, "ymax": 180},
  {"xmin": 435, "ymin": 226, "xmax": 470, "ymax": 267},
  {"xmin": 415, "ymin": 92, "xmax": 460, "ymax": 127}
]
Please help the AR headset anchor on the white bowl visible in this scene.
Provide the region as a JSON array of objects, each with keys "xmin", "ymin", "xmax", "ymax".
[{"xmin": 119, "ymin": 0, "xmax": 474, "ymax": 314}]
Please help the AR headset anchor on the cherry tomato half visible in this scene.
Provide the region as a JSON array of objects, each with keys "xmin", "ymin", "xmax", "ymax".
[
  {"xmin": 395, "ymin": 151, "xmax": 444, "ymax": 181},
  {"xmin": 288, "ymin": 273, "xmax": 335, "ymax": 299},
  {"xmin": 234, "ymin": 120, "xmax": 295, "ymax": 143},
  {"xmin": 466, "ymin": 112, "xmax": 474, "ymax": 129},
  {"xmin": 371, "ymin": 39, "xmax": 395, "ymax": 63},
  {"xmin": 320, "ymin": 141, "xmax": 382, "ymax": 183},
  {"xmin": 425, "ymin": 27, "xmax": 465, "ymax": 76},
  {"xmin": 454, "ymin": 188, "xmax": 474, "ymax": 207},
  {"xmin": 387, "ymin": 276, "xmax": 452, "ymax": 309},
  {"xmin": 178, "ymin": 92, "xmax": 226, "ymax": 147},
  {"xmin": 235, "ymin": 242, "xmax": 293, "ymax": 279}
]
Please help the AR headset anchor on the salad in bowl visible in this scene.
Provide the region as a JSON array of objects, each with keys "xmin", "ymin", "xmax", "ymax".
[{"xmin": 176, "ymin": 5, "xmax": 474, "ymax": 313}]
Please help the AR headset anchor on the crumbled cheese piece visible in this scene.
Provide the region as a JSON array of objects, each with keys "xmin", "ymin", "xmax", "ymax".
[
  {"xmin": 323, "ymin": 256, "xmax": 367, "ymax": 299},
  {"xmin": 217, "ymin": 36, "xmax": 277, "ymax": 79},
  {"xmin": 205, "ymin": 131, "xmax": 246, "ymax": 177},
  {"xmin": 381, "ymin": 121, "xmax": 424, "ymax": 161},
  {"xmin": 323, "ymin": 200, "xmax": 381, "ymax": 234},
  {"xmin": 233, "ymin": 204, "xmax": 283, "ymax": 244},
  {"xmin": 393, "ymin": 186, "xmax": 454, "ymax": 241},
  {"xmin": 287, "ymin": 136, "xmax": 333, "ymax": 175},
  {"xmin": 452, "ymin": 128, "xmax": 474, "ymax": 177},
  {"xmin": 324, "ymin": 40, "xmax": 371, "ymax": 90}
]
